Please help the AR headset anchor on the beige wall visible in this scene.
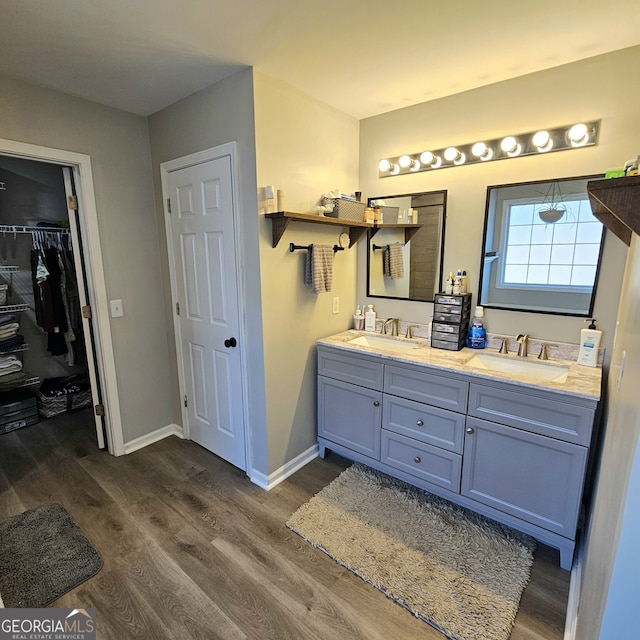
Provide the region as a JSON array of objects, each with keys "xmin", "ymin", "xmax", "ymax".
[
  {"xmin": 147, "ymin": 68, "xmax": 270, "ymax": 474},
  {"xmin": 359, "ymin": 47, "xmax": 640, "ymax": 365},
  {"xmin": 253, "ymin": 69, "xmax": 359, "ymax": 472},
  {"xmin": 0, "ymin": 75, "xmax": 174, "ymax": 444}
]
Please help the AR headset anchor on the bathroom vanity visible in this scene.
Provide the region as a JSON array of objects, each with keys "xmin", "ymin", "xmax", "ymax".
[{"xmin": 317, "ymin": 330, "xmax": 602, "ymax": 570}]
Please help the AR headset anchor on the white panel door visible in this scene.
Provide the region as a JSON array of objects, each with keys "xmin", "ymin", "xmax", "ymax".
[{"xmin": 167, "ymin": 155, "xmax": 246, "ymax": 470}]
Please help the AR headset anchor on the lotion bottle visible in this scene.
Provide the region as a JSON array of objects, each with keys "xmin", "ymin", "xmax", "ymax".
[
  {"xmin": 577, "ymin": 319, "xmax": 602, "ymax": 367},
  {"xmin": 364, "ymin": 305, "xmax": 377, "ymax": 332}
]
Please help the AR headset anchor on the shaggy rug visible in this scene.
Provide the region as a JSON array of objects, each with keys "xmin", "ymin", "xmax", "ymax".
[
  {"xmin": 286, "ymin": 463, "xmax": 535, "ymax": 640},
  {"xmin": 0, "ymin": 502, "xmax": 102, "ymax": 607}
]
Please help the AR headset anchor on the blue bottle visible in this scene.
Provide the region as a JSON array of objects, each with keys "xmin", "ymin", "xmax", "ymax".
[{"xmin": 466, "ymin": 306, "xmax": 487, "ymax": 349}]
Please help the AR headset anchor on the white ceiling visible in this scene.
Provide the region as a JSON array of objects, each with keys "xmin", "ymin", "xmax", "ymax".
[{"xmin": 2, "ymin": 0, "xmax": 640, "ymax": 119}]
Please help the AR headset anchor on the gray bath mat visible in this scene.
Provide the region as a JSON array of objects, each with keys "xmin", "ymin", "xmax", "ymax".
[
  {"xmin": 287, "ymin": 463, "xmax": 535, "ymax": 640},
  {"xmin": 0, "ymin": 502, "xmax": 102, "ymax": 607}
]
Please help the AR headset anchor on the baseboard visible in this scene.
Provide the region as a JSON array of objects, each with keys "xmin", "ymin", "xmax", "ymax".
[
  {"xmin": 123, "ymin": 423, "xmax": 185, "ymax": 455},
  {"xmin": 564, "ymin": 539, "xmax": 584, "ymax": 640},
  {"xmin": 250, "ymin": 444, "xmax": 319, "ymax": 491}
]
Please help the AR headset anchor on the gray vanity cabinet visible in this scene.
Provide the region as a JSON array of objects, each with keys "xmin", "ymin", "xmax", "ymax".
[
  {"xmin": 317, "ymin": 344, "xmax": 599, "ymax": 570},
  {"xmin": 317, "ymin": 348, "xmax": 384, "ymax": 460}
]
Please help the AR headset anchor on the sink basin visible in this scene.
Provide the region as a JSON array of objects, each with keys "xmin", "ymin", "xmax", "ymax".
[
  {"xmin": 348, "ymin": 334, "xmax": 422, "ymax": 353},
  {"xmin": 464, "ymin": 352, "xmax": 570, "ymax": 383}
]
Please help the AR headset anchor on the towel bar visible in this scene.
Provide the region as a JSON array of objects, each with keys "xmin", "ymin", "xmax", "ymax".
[{"xmin": 289, "ymin": 243, "xmax": 344, "ymax": 253}]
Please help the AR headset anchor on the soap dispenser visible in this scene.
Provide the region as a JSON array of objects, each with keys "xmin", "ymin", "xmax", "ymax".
[
  {"xmin": 577, "ymin": 319, "xmax": 602, "ymax": 367},
  {"xmin": 364, "ymin": 305, "xmax": 377, "ymax": 332}
]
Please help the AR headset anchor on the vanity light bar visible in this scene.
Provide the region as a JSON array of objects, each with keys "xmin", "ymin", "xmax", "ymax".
[{"xmin": 378, "ymin": 120, "xmax": 600, "ymax": 177}]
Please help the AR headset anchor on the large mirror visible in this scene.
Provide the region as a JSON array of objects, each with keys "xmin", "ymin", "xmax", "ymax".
[
  {"xmin": 367, "ymin": 190, "xmax": 446, "ymax": 302},
  {"xmin": 479, "ymin": 175, "xmax": 605, "ymax": 316}
]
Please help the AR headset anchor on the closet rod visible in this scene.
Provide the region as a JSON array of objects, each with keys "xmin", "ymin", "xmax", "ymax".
[
  {"xmin": 0, "ymin": 224, "xmax": 70, "ymax": 235},
  {"xmin": 289, "ymin": 242, "xmax": 344, "ymax": 253}
]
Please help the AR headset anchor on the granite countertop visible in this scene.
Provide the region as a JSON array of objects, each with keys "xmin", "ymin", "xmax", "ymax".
[{"xmin": 317, "ymin": 330, "xmax": 602, "ymax": 401}]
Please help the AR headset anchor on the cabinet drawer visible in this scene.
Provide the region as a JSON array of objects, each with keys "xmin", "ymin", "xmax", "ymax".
[
  {"xmin": 381, "ymin": 431, "xmax": 461, "ymax": 492},
  {"xmin": 385, "ymin": 365, "xmax": 468, "ymax": 413},
  {"xmin": 382, "ymin": 395, "xmax": 464, "ymax": 453},
  {"xmin": 462, "ymin": 417, "xmax": 588, "ymax": 537},
  {"xmin": 468, "ymin": 383, "xmax": 595, "ymax": 445},
  {"xmin": 318, "ymin": 347, "xmax": 384, "ymax": 390}
]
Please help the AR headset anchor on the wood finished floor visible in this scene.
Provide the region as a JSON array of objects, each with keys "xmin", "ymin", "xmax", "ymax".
[{"xmin": 0, "ymin": 410, "xmax": 570, "ymax": 639}]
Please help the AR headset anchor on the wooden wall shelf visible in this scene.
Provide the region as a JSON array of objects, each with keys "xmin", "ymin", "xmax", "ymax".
[
  {"xmin": 588, "ymin": 175, "xmax": 640, "ymax": 246},
  {"xmin": 265, "ymin": 211, "xmax": 422, "ymax": 248},
  {"xmin": 265, "ymin": 211, "xmax": 372, "ymax": 248}
]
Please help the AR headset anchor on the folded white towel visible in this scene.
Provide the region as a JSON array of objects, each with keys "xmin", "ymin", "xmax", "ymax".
[
  {"xmin": 0, "ymin": 322, "xmax": 19, "ymax": 339},
  {"xmin": 304, "ymin": 245, "xmax": 334, "ymax": 293}
]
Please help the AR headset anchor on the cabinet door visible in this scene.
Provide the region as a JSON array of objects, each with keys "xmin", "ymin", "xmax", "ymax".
[
  {"xmin": 461, "ymin": 417, "xmax": 588, "ymax": 537},
  {"xmin": 318, "ymin": 376, "xmax": 381, "ymax": 459}
]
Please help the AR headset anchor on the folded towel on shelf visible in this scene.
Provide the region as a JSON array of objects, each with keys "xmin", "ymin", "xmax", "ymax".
[
  {"xmin": 304, "ymin": 244, "xmax": 334, "ymax": 294},
  {"xmin": 0, "ymin": 323, "xmax": 19, "ymax": 340},
  {"xmin": 0, "ymin": 314, "xmax": 16, "ymax": 327},
  {"xmin": 0, "ymin": 371, "xmax": 27, "ymax": 390},
  {"xmin": 0, "ymin": 334, "xmax": 24, "ymax": 353},
  {"xmin": 0, "ymin": 355, "xmax": 23, "ymax": 376},
  {"xmin": 383, "ymin": 242, "xmax": 404, "ymax": 280}
]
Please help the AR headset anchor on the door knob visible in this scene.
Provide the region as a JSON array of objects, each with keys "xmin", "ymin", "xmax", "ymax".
[
  {"xmin": 224, "ymin": 337, "xmax": 237, "ymax": 348},
  {"xmin": 373, "ymin": 401, "xmax": 380, "ymax": 407},
  {"xmin": 416, "ymin": 420, "xmax": 424, "ymax": 427},
  {"xmin": 414, "ymin": 456, "xmax": 421, "ymax": 463},
  {"xmin": 466, "ymin": 427, "xmax": 474, "ymax": 434}
]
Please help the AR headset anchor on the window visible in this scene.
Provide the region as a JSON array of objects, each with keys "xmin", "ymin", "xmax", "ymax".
[
  {"xmin": 479, "ymin": 176, "xmax": 605, "ymax": 316},
  {"xmin": 503, "ymin": 196, "xmax": 602, "ymax": 289}
]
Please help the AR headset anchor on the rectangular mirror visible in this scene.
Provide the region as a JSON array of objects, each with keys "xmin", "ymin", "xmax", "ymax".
[
  {"xmin": 479, "ymin": 175, "xmax": 605, "ymax": 316},
  {"xmin": 367, "ymin": 191, "xmax": 446, "ymax": 302}
]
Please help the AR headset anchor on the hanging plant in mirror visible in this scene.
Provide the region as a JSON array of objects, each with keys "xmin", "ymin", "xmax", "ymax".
[{"xmin": 537, "ymin": 181, "xmax": 568, "ymax": 224}]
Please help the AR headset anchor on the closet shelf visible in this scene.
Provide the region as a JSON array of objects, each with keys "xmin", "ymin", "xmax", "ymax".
[
  {"xmin": 0, "ymin": 266, "xmax": 19, "ymax": 272},
  {"xmin": 0, "ymin": 303, "xmax": 30, "ymax": 313},
  {"xmin": 265, "ymin": 211, "xmax": 372, "ymax": 248}
]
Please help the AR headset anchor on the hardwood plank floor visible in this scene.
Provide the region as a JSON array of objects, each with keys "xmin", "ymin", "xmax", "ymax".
[{"xmin": 0, "ymin": 410, "xmax": 570, "ymax": 639}]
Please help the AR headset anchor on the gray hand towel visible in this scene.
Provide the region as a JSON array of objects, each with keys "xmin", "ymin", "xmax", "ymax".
[
  {"xmin": 304, "ymin": 245, "xmax": 333, "ymax": 293},
  {"xmin": 383, "ymin": 243, "xmax": 404, "ymax": 280}
]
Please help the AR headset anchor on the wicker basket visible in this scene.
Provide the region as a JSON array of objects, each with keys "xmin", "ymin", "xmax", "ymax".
[
  {"xmin": 37, "ymin": 389, "xmax": 92, "ymax": 418},
  {"xmin": 323, "ymin": 198, "xmax": 366, "ymax": 221}
]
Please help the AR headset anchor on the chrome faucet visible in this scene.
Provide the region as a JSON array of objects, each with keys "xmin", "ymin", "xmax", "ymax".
[
  {"xmin": 381, "ymin": 318, "xmax": 399, "ymax": 336},
  {"xmin": 405, "ymin": 325, "xmax": 419, "ymax": 339},
  {"xmin": 516, "ymin": 333, "xmax": 529, "ymax": 357}
]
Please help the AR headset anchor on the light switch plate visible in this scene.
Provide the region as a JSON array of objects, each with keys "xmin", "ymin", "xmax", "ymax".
[{"xmin": 110, "ymin": 299, "xmax": 124, "ymax": 318}]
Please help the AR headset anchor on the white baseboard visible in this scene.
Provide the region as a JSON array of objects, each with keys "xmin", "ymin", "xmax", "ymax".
[
  {"xmin": 123, "ymin": 423, "xmax": 185, "ymax": 455},
  {"xmin": 564, "ymin": 540, "xmax": 583, "ymax": 640},
  {"xmin": 250, "ymin": 444, "xmax": 319, "ymax": 491}
]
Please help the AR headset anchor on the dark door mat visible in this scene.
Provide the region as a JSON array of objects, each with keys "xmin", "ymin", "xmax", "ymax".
[{"xmin": 0, "ymin": 502, "xmax": 102, "ymax": 607}]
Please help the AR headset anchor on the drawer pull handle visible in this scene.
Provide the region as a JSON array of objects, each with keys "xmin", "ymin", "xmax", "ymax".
[
  {"xmin": 373, "ymin": 401, "xmax": 380, "ymax": 407},
  {"xmin": 416, "ymin": 420, "xmax": 424, "ymax": 427},
  {"xmin": 466, "ymin": 427, "xmax": 475, "ymax": 434},
  {"xmin": 414, "ymin": 456, "xmax": 421, "ymax": 463}
]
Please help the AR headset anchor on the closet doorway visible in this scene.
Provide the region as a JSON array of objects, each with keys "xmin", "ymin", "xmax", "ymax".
[{"xmin": 0, "ymin": 139, "xmax": 122, "ymax": 453}]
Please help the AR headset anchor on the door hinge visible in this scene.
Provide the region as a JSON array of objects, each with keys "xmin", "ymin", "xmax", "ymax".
[
  {"xmin": 167, "ymin": 198, "xmax": 172, "ymax": 213},
  {"xmin": 82, "ymin": 305, "xmax": 92, "ymax": 319},
  {"xmin": 184, "ymin": 395, "xmax": 188, "ymax": 408},
  {"xmin": 67, "ymin": 194, "xmax": 78, "ymax": 210},
  {"xmin": 176, "ymin": 302, "xmax": 180, "ymax": 315},
  {"xmin": 94, "ymin": 404, "xmax": 105, "ymax": 417}
]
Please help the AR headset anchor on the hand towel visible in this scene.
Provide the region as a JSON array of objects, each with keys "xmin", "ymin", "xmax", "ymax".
[
  {"xmin": 0, "ymin": 323, "xmax": 19, "ymax": 340},
  {"xmin": 304, "ymin": 244, "xmax": 333, "ymax": 293},
  {"xmin": 383, "ymin": 243, "xmax": 404, "ymax": 280}
]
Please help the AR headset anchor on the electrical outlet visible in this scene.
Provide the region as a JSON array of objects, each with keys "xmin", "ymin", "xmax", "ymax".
[{"xmin": 332, "ymin": 297, "xmax": 340, "ymax": 314}]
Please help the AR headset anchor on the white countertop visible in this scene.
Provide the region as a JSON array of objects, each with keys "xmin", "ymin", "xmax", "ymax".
[{"xmin": 317, "ymin": 330, "xmax": 602, "ymax": 401}]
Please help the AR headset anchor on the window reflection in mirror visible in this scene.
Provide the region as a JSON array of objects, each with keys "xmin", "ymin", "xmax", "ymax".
[
  {"xmin": 367, "ymin": 191, "xmax": 446, "ymax": 302},
  {"xmin": 479, "ymin": 176, "xmax": 605, "ymax": 316}
]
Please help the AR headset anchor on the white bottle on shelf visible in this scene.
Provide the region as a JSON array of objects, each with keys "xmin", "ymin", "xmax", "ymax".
[{"xmin": 577, "ymin": 319, "xmax": 602, "ymax": 367}]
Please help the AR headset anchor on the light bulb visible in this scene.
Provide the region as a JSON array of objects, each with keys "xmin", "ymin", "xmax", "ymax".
[
  {"xmin": 500, "ymin": 136, "xmax": 521, "ymax": 157},
  {"xmin": 378, "ymin": 159, "xmax": 391, "ymax": 172},
  {"xmin": 567, "ymin": 123, "xmax": 588, "ymax": 146},
  {"xmin": 389, "ymin": 163, "xmax": 400, "ymax": 175},
  {"xmin": 444, "ymin": 147, "xmax": 460, "ymax": 162},
  {"xmin": 410, "ymin": 159, "xmax": 421, "ymax": 172},
  {"xmin": 532, "ymin": 130, "xmax": 553, "ymax": 152},
  {"xmin": 399, "ymin": 155, "xmax": 412, "ymax": 168},
  {"xmin": 471, "ymin": 142, "xmax": 493, "ymax": 161},
  {"xmin": 420, "ymin": 151, "xmax": 441, "ymax": 168}
]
